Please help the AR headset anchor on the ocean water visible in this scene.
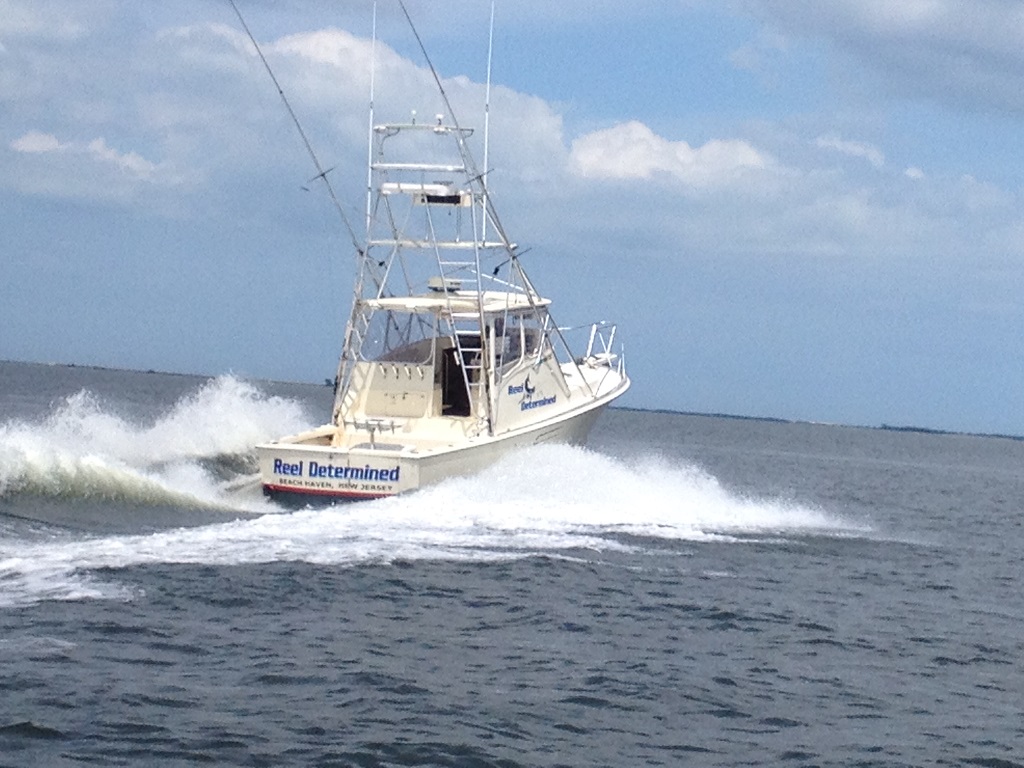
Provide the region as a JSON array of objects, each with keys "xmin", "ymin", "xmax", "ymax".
[{"xmin": 1, "ymin": 359, "xmax": 1022, "ymax": 767}]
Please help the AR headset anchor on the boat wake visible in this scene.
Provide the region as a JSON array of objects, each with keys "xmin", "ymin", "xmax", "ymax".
[
  {"xmin": 0, "ymin": 425, "xmax": 871, "ymax": 606},
  {"xmin": 0, "ymin": 376, "xmax": 310, "ymax": 514}
]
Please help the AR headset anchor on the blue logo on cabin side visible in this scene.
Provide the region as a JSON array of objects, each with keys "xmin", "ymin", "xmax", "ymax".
[
  {"xmin": 520, "ymin": 395, "xmax": 556, "ymax": 411},
  {"xmin": 508, "ymin": 375, "xmax": 537, "ymax": 396},
  {"xmin": 508, "ymin": 376, "xmax": 555, "ymax": 412},
  {"xmin": 273, "ymin": 458, "xmax": 400, "ymax": 483}
]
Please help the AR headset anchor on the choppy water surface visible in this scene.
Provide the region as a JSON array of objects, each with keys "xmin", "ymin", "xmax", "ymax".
[{"xmin": 1, "ymin": 360, "xmax": 1022, "ymax": 766}]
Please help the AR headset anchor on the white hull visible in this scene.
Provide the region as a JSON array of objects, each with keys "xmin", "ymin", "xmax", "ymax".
[{"xmin": 258, "ymin": 383, "xmax": 620, "ymax": 501}]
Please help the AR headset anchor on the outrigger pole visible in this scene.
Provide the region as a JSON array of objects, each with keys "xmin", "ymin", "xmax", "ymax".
[
  {"xmin": 482, "ymin": 0, "xmax": 495, "ymax": 244},
  {"xmin": 366, "ymin": 2, "xmax": 377, "ymax": 242},
  {"xmin": 227, "ymin": 0, "xmax": 364, "ymax": 261}
]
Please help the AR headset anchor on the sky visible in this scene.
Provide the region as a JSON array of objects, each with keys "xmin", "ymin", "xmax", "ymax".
[{"xmin": 4, "ymin": 0, "xmax": 1024, "ymax": 435}]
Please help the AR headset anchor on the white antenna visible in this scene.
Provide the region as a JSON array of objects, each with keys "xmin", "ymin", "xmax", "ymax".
[
  {"xmin": 365, "ymin": 1, "xmax": 378, "ymax": 240},
  {"xmin": 481, "ymin": 1, "xmax": 495, "ymax": 243}
]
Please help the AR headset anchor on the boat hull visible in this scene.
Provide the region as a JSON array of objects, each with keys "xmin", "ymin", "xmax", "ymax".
[{"xmin": 258, "ymin": 397, "xmax": 608, "ymax": 503}]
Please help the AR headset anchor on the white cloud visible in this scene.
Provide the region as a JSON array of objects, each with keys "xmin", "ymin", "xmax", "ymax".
[
  {"xmin": 5, "ymin": 129, "xmax": 189, "ymax": 209},
  {"xmin": 0, "ymin": 0, "xmax": 111, "ymax": 41},
  {"xmin": 738, "ymin": 0, "xmax": 1024, "ymax": 112},
  {"xmin": 244, "ymin": 25, "xmax": 567, "ymax": 187},
  {"xmin": 10, "ymin": 131, "xmax": 157, "ymax": 178},
  {"xmin": 570, "ymin": 121, "xmax": 771, "ymax": 186},
  {"xmin": 729, "ymin": 29, "xmax": 790, "ymax": 87},
  {"xmin": 959, "ymin": 173, "xmax": 1011, "ymax": 212},
  {"xmin": 10, "ymin": 130, "xmax": 60, "ymax": 153},
  {"xmin": 740, "ymin": 0, "xmax": 1024, "ymax": 57},
  {"xmin": 85, "ymin": 138, "xmax": 157, "ymax": 177},
  {"xmin": 815, "ymin": 134, "xmax": 885, "ymax": 168},
  {"xmin": 272, "ymin": 28, "xmax": 376, "ymax": 69}
]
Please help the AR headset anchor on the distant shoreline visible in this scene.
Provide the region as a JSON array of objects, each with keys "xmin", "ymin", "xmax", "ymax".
[
  {"xmin": 618, "ymin": 405, "xmax": 1024, "ymax": 443},
  {"xmin": 1, "ymin": 357, "xmax": 294, "ymax": 384},
  {"xmin": 3, "ymin": 357, "xmax": 1021, "ymax": 443}
]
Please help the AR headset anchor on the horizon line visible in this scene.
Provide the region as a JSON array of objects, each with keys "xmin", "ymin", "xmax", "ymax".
[{"xmin": 3, "ymin": 357, "xmax": 1021, "ymax": 443}]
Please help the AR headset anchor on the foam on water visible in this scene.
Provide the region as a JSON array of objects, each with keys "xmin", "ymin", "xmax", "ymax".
[
  {"xmin": 0, "ymin": 375, "xmax": 309, "ymax": 511},
  {"xmin": 0, "ymin": 436, "xmax": 869, "ymax": 607},
  {"xmin": 0, "ymin": 376, "xmax": 872, "ymax": 606},
  {"xmin": 438, "ymin": 444, "xmax": 860, "ymax": 539}
]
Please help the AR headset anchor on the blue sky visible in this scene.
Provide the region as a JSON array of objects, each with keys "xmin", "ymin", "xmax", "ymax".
[{"xmin": 4, "ymin": 0, "xmax": 1024, "ymax": 435}]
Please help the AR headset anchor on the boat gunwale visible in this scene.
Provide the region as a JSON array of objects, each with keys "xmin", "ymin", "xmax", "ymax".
[{"xmin": 256, "ymin": 373, "xmax": 630, "ymax": 460}]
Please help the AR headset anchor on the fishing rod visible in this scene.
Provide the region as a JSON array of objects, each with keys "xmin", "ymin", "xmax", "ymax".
[
  {"xmin": 227, "ymin": 0, "xmax": 365, "ymax": 260},
  {"xmin": 482, "ymin": 0, "xmax": 495, "ymax": 245}
]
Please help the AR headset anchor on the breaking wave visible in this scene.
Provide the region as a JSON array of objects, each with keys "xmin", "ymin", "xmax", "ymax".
[
  {"xmin": 0, "ymin": 375, "xmax": 311, "ymax": 511},
  {"xmin": 0, "ymin": 437, "xmax": 870, "ymax": 607},
  {"xmin": 0, "ymin": 375, "xmax": 873, "ymax": 607}
]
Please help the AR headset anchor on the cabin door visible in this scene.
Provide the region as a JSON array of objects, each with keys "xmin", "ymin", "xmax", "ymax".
[{"xmin": 441, "ymin": 347, "xmax": 471, "ymax": 416}]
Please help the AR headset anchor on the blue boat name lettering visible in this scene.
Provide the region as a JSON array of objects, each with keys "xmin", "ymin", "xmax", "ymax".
[
  {"xmin": 520, "ymin": 395, "xmax": 556, "ymax": 411},
  {"xmin": 307, "ymin": 461, "xmax": 400, "ymax": 483},
  {"xmin": 509, "ymin": 376, "xmax": 537, "ymax": 397},
  {"xmin": 273, "ymin": 459, "xmax": 303, "ymax": 476}
]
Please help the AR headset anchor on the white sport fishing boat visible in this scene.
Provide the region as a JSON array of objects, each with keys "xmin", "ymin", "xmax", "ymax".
[{"xmin": 256, "ymin": 8, "xmax": 629, "ymax": 502}]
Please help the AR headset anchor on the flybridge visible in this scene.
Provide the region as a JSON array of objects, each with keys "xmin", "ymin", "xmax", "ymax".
[{"xmin": 380, "ymin": 181, "xmax": 473, "ymax": 207}]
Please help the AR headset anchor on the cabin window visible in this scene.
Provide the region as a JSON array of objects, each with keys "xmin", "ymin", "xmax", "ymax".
[
  {"xmin": 494, "ymin": 311, "xmax": 544, "ymax": 371},
  {"xmin": 359, "ymin": 308, "xmax": 436, "ymax": 364}
]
